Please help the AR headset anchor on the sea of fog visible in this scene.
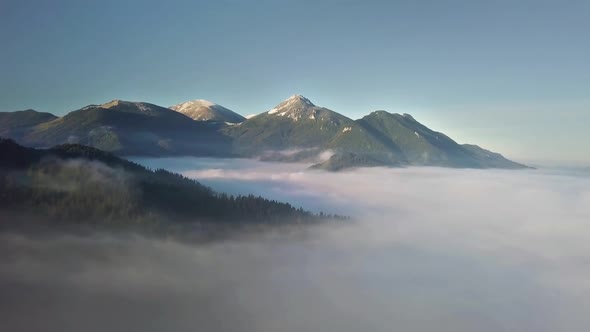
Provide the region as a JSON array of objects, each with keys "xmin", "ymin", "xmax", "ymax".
[{"xmin": 1, "ymin": 157, "xmax": 589, "ymax": 332}]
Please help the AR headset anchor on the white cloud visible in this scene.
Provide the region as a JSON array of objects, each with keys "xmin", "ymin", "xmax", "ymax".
[{"xmin": 3, "ymin": 158, "xmax": 590, "ymax": 332}]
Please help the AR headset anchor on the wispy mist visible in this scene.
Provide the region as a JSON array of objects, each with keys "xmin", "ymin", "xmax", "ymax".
[{"xmin": 2, "ymin": 159, "xmax": 590, "ymax": 332}]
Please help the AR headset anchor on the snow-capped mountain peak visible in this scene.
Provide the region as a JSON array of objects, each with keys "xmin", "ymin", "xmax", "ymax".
[
  {"xmin": 267, "ymin": 95, "xmax": 316, "ymax": 120},
  {"xmin": 169, "ymin": 99, "xmax": 245, "ymax": 123},
  {"xmin": 287, "ymin": 94, "xmax": 314, "ymax": 105},
  {"xmin": 171, "ymin": 99, "xmax": 216, "ymax": 113}
]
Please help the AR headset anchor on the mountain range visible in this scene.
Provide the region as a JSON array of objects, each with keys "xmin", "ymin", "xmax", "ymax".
[
  {"xmin": 0, "ymin": 100, "xmax": 233, "ymax": 157},
  {"xmin": 0, "ymin": 95, "xmax": 528, "ymax": 170}
]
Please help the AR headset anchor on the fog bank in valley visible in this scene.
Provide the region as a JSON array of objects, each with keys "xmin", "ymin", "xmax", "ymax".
[{"xmin": 2, "ymin": 158, "xmax": 589, "ymax": 332}]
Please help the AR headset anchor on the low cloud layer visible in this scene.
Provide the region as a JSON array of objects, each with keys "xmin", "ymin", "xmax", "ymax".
[{"xmin": 2, "ymin": 159, "xmax": 590, "ymax": 332}]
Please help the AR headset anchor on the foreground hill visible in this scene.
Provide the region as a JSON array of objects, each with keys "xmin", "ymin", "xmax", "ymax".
[
  {"xmin": 0, "ymin": 138, "xmax": 336, "ymax": 227},
  {"xmin": 0, "ymin": 96, "xmax": 528, "ymax": 170},
  {"xmin": 170, "ymin": 99, "xmax": 245, "ymax": 123}
]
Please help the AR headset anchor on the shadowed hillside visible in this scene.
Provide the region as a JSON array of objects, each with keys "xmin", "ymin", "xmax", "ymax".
[{"xmin": 0, "ymin": 138, "xmax": 343, "ymax": 229}]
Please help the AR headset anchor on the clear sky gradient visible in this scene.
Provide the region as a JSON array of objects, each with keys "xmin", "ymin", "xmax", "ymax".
[{"xmin": 1, "ymin": 0, "xmax": 588, "ymax": 164}]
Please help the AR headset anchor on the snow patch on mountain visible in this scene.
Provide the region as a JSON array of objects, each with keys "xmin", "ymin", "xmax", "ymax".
[
  {"xmin": 169, "ymin": 99, "xmax": 245, "ymax": 122},
  {"xmin": 171, "ymin": 100, "xmax": 216, "ymax": 113},
  {"xmin": 137, "ymin": 103, "xmax": 149, "ymax": 112},
  {"xmin": 266, "ymin": 95, "xmax": 317, "ymax": 121}
]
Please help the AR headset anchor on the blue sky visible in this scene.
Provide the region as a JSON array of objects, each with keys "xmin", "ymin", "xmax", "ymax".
[{"xmin": 1, "ymin": 0, "xmax": 588, "ymax": 164}]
